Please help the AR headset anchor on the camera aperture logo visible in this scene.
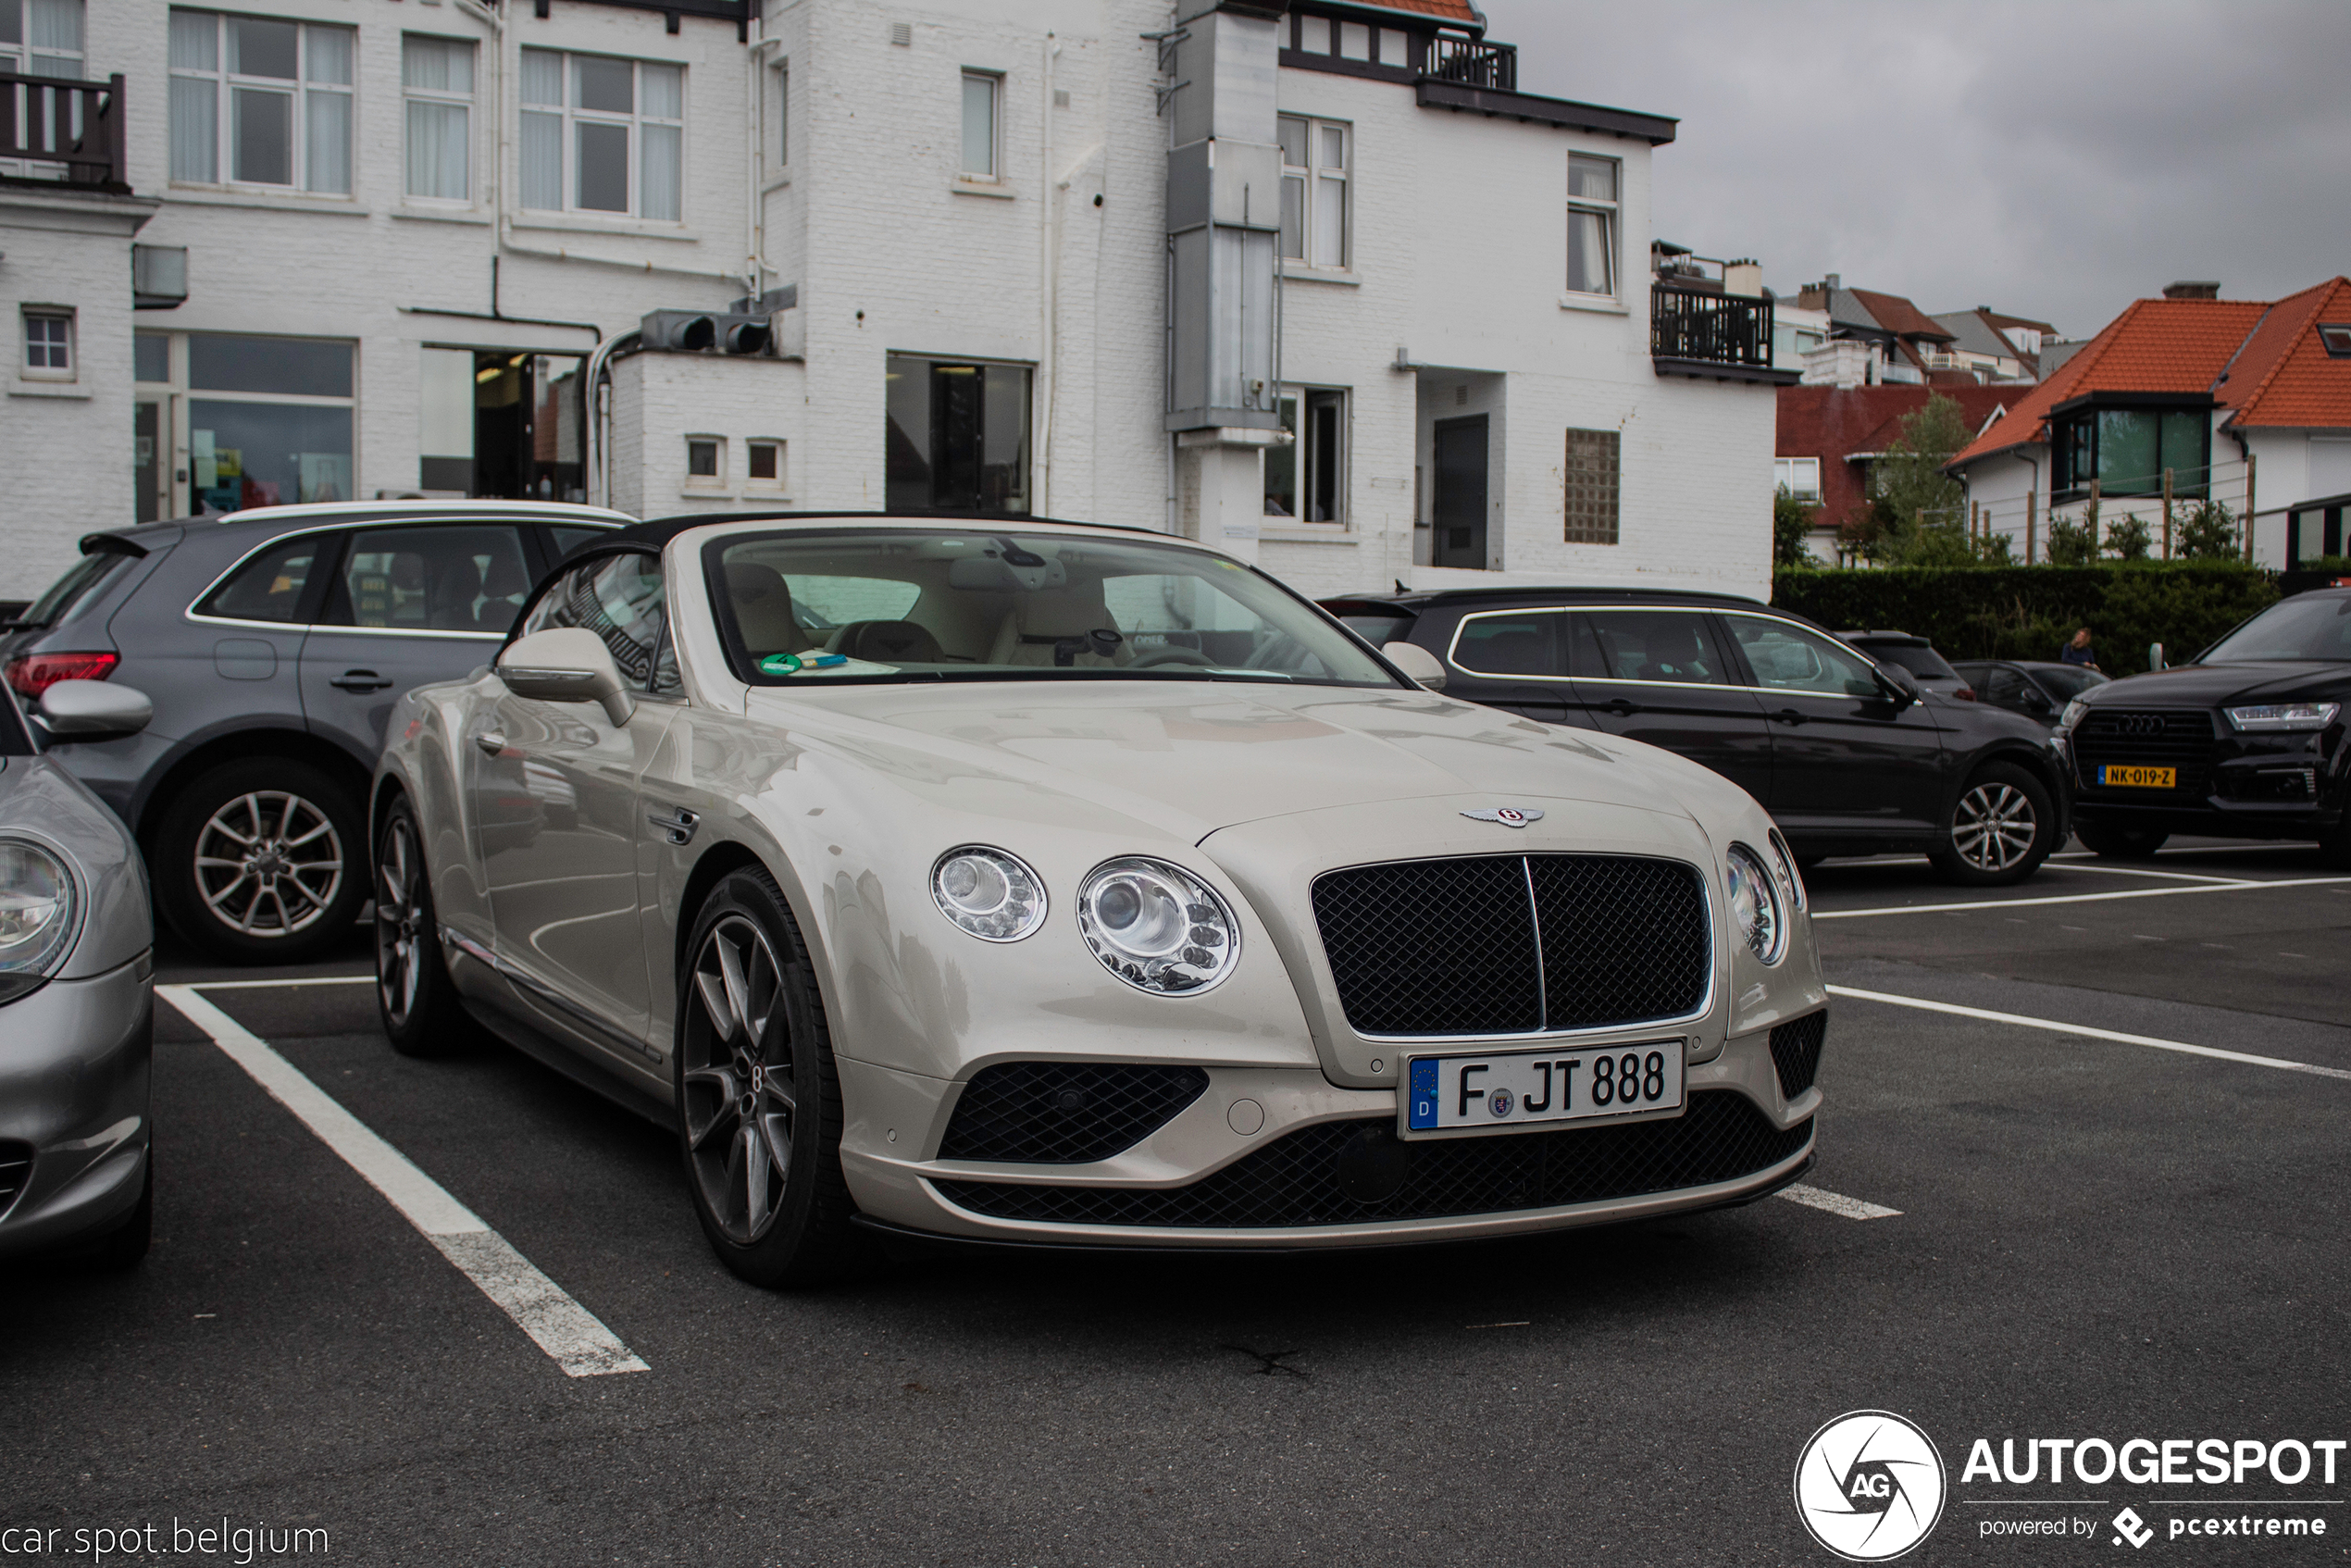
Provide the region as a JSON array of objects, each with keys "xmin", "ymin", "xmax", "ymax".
[{"xmin": 1795, "ymin": 1411, "xmax": 1948, "ymax": 1562}]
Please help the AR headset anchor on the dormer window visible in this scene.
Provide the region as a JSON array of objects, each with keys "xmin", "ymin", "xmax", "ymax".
[{"xmin": 2320, "ymin": 324, "xmax": 2351, "ymax": 358}]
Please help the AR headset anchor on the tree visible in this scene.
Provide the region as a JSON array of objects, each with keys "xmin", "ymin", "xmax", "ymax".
[
  {"xmin": 1773, "ymin": 488, "xmax": 1817, "ymax": 567},
  {"xmin": 2046, "ymin": 513, "xmax": 2098, "ymax": 566},
  {"xmin": 1867, "ymin": 395, "xmax": 1972, "ymax": 565},
  {"xmin": 2105, "ymin": 512, "xmax": 2152, "ymax": 561},
  {"xmin": 2176, "ymin": 499, "xmax": 2240, "ymax": 560}
]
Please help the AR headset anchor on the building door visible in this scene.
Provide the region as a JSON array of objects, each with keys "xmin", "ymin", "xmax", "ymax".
[
  {"xmin": 1432, "ymin": 416, "xmax": 1487, "ymax": 568},
  {"xmin": 134, "ymin": 398, "xmax": 167, "ymax": 523}
]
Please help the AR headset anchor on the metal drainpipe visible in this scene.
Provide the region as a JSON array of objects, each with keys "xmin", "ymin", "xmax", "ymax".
[
  {"xmin": 1037, "ymin": 32, "xmax": 1061, "ymax": 516},
  {"xmin": 749, "ymin": 31, "xmax": 784, "ymax": 296}
]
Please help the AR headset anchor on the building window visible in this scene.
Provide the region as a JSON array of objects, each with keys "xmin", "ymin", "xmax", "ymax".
[
  {"xmin": 960, "ymin": 70, "xmax": 998, "ymax": 179},
  {"xmin": 402, "ymin": 35, "xmax": 474, "ymax": 202},
  {"xmin": 1774, "ymin": 456, "xmax": 1821, "ymax": 503},
  {"xmin": 1264, "ymin": 387, "xmax": 1347, "ymax": 523},
  {"xmin": 2053, "ymin": 406, "xmax": 2209, "ymax": 500},
  {"xmin": 519, "ymin": 49, "xmax": 683, "ymax": 220},
  {"xmin": 154, "ymin": 332, "xmax": 358, "ymax": 513},
  {"xmin": 686, "ymin": 436, "xmax": 723, "ymax": 482},
  {"xmin": 747, "ymin": 440, "xmax": 784, "ymax": 488},
  {"xmin": 21, "ymin": 308, "xmax": 72, "ymax": 379},
  {"xmin": 1566, "ymin": 154, "xmax": 1618, "ymax": 298},
  {"xmin": 774, "ymin": 58, "xmax": 788, "ymax": 166},
  {"xmin": 1563, "ymin": 427, "xmax": 1620, "ymax": 544},
  {"xmin": 2320, "ymin": 324, "xmax": 2351, "ymax": 359},
  {"xmin": 168, "ymin": 10, "xmax": 353, "ymax": 193},
  {"xmin": 134, "ymin": 331, "xmax": 170, "ymax": 382},
  {"xmin": 1277, "ymin": 115, "xmax": 1349, "ymax": 269},
  {"xmin": 886, "ymin": 355, "xmax": 1032, "ymax": 512},
  {"xmin": 0, "ymin": 0, "xmax": 81, "ymax": 79}
]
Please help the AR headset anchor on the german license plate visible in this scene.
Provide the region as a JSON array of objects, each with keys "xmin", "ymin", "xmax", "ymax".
[
  {"xmin": 1402, "ymin": 1040, "xmax": 1685, "ymax": 1137},
  {"xmin": 2099, "ymin": 765, "xmax": 2175, "ymax": 789}
]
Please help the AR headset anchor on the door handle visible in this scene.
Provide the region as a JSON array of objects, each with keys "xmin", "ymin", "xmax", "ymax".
[
  {"xmin": 1603, "ymin": 697, "xmax": 1639, "ymax": 716},
  {"xmin": 647, "ymin": 806, "xmax": 701, "ymax": 846},
  {"xmin": 330, "ymin": 669, "xmax": 395, "ymax": 692},
  {"xmin": 1773, "ymin": 708, "xmax": 1808, "ymax": 726},
  {"xmin": 474, "ymin": 730, "xmax": 506, "ymax": 756}
]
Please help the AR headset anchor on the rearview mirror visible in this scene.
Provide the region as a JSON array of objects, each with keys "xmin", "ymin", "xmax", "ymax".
[
  {"xmin": 37, "ymin": 679, "xmax": 153, "ymax": 738},
  {"xmin": 497, "ymin": 628, "xmax": 636, "ymax": 726},
  {"xmin": 1386, "ymin": 642, "xmax": 1447, "ymax": 691}
]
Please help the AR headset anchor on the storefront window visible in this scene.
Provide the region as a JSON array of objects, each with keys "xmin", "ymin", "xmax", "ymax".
[
  {"xmin": 884, "ymin": 355, "xmax": 1031, "ymax": 513},
  {"xmin": 169, "ymin": 333, "xmax": 355, "ymax": 512}
]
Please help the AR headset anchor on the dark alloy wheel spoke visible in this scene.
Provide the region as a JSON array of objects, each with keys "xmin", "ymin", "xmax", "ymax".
[{"xmin": 682, "ymin": 912, "xmax": 796, "ymax": 1245}]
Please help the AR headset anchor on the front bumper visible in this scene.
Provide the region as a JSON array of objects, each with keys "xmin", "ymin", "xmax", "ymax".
[
  {"xmin": 837, "ymin": 1023, "xmax": 1818, "ymax": 1251},
  {"xmin": 0, "ymin": 954, "xmax": 153, "ymax": 1259}
]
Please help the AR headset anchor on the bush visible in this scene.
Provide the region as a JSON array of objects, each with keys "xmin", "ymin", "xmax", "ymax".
[
  {"xmin": 1771, "ymin": 562, "xmax": 2278, "ymax": 678},
  {"xmin": 2046, "ymin": 515, "xmax": 2098, "ymax": 566},
  {"xmin": 1773, "ymin": 488, "xmax": 1815, "ymax": 568},
  {"xmin": 2105, "ymin": 513, "xmax": 2152, "ymax": 561},
  {"xmin": 2176, "ymin": 499, "xmax": 2241, "ymax": 561}
]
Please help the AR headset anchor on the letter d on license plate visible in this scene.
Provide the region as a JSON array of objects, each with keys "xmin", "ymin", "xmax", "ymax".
[{"xmin": 1403, "ymin": 1040, "xmax": 1686, "ymax": 1138}]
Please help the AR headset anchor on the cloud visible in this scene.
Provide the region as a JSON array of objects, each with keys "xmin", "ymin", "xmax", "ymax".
[{"xmin": 1477, "ymin": 0, "xmax": 2351, "ymax": 334}]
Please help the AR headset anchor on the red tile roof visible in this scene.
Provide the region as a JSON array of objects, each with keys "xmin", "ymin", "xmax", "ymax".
[
  {"xmin": 2217, "ymin": 277, "xmax": 2351, "ymax": 429},
  {"xmin": 1778, "ymin": 385, "xmax": 2025, "ymax": 530},
  {"xmin": 1850, "ymin": 289, "xmax": 1956, "ymax": 342},
  {"xmin": 1354, "ymin": 0, "xmax": 1483, "ymax": 19},
  {"xmin": 1947, "ymin": 297, "xmax": 2274, "ymax": 467}
]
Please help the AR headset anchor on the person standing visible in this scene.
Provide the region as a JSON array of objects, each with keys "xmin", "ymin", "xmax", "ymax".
[{"xmin": 2058, "ymin": 628, "xmax": 2099, "ymax": 669}]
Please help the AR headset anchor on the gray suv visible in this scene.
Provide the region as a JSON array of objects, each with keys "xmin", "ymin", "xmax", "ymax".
[{"xmin": 1, "ymin": 501, "xmax": 628, "ymax": 963}]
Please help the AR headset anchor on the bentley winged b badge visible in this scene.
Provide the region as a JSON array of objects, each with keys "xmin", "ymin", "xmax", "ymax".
[{"xmin": 1462, "ymin": 806, "xmax": 1544, "ymax": 828}]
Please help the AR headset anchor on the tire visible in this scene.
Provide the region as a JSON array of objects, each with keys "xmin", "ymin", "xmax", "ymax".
[
  {"xmin": 2320, "ymin": 813, "xmax": 2351, "ymax": 871},
  {"xmin": 1929, "ymin": 762, "xmax": 2057, "ymax": 886},
  {"xmin": 674, "ymin": 867, "xmax": 865, "ymax": 1288},
  {"xmin": 2075, "ymin": 824, "xmax": 2171, "ymax": 860},
  {"xmin": 375, "ymin": 794, "xmax": 482, "ymax": 1057},
  {"xmin": 90, "ymin": 1147, "xmax": 152, "ymax": 1271},
  {"xmin": 155, "ymin": 758, "xmax": 367, "ymax": 964}
]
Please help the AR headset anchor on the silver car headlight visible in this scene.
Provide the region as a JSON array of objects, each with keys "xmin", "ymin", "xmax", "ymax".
[
  {"xmin": 1076, "ymin": 856, "xmax": 1240, "ymax": 994},
  {"xmin": 2058, "ymin": 698, "xmax": 2089, "ymax": 733},
  {"xmin": 0, "ymin": 838, "xmax": 79, "ymax": 1002},
  {"xmin": 1766, "ymin": 828, "xmax": 1807, "ymax": 914},
  {"xmin": 1724, "ymin": 841, "xmax": 1786, "ymax": 966},
  {"xmin": 2225, "ymin": 702, "xmax": 2340, "ymax": 732},
  {"xmin": 930, "ymin": 845, "xmax": 1047, "ymax": 941}
]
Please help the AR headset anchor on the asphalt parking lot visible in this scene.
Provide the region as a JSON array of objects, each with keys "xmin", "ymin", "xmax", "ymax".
[{"xmin": 7, "ymin": 840, "xmax": 2349, "ymax": 1566}]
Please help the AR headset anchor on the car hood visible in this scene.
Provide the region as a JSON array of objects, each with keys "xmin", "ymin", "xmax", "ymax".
[
  {"xmin": 2082, "ymin": 661, "xmax": 2351, "ymax": 706},
  {"xmin": 753, "ymin": 679, "xmax": 1704, "ymax": 842}
]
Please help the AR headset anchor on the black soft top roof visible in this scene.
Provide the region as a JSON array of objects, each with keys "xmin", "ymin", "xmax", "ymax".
[{"xmin": 569, "ymin": 508, "xmax": 1163, "ymax": 566}]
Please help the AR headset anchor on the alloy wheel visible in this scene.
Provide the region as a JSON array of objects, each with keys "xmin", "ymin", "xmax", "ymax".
[
  {"xmin": 193, "ymin": 790, "xmax": 345, "ymax": 939},
  {"xmin": 1950, "ymin": 781, "xmax": 2037, "ymax": 872},
  {"xmin": 376, "ymin": 816, "xmax": 426, "ymax": 1032},
  {"xmin": 680, "ymin": 914, "xmax": 796, "ymax": 1245}
]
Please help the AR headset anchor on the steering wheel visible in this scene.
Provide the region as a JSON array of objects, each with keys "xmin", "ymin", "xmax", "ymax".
[{"xmin": 1129, "ymin": 646, "xmax": 1220, "ymax": 669}]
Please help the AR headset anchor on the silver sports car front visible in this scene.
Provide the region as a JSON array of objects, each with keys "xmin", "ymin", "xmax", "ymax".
[{"xmin": 373, "ymin": 516, "xmax": 1826, "ymax": 1284}]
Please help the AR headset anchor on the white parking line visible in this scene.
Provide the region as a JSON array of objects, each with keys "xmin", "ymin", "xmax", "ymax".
[
  {"xmin": 1825, "ymin": 984, "xmax": 2351, "ymax": 1082},
  {"xmin": 156, "ymin": 984, "xmax": 649, "ymax": 1378},
  {"xmin": 2032, "ymin": 862, "xmax": 2255, "ymax": 885},
  {"xmin": 182, "ymin": 974, "xmax": 375, "ymax": 990},
  {"xmin": 1776, "ymin": 1184, "xmax": 1902, "ymax": 1220},
  {"xmin": 1814, "ymin": 875, "xmax": 2351, "ymax": 919}
]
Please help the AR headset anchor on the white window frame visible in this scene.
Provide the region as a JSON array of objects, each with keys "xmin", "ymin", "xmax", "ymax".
[
  {"xmin": 1774, "ymin": 456, "xmax": 1822, "ymax": 503},
  {"xmin": 684, "ymin": 433, "xmax": 726, "ymax": 490},
  {"xmin": 745, "ymin": 438, "xmax": 786, "ymax": 492},
  {"xmin": 1277, "ymin": 114, "xmax": 1350, "ymax": 271},
  {"xmin": 1566, "ymin": 153, "xmax": 1619, "ymax": 300},
  {"xmin": 400, "ymin": 33, "xmax": 475, "ymax": 204},
  {"xmin": 959, "ymin": 69, "xmax": 1000, "ymax": 180},
  {"xmin": 1264, "ymin": 384, "xmax": 1349, "ymax": 525},
  {"xmin": 168, "ymin": 9, "xmax": 354, "ymax": 195},
  {"xmin": 518, "ymin": 48, "xmax": 684, "ymax": 221},
  {"xmin": 20, "ymin": 306, "xmax": 73, "ymax": 380},
  {"xmin": 0, "ymin": 0, "xmax": 83, "ymax": 79}
]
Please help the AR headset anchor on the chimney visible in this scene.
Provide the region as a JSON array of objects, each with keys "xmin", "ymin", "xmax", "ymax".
[
  {"xmin": 2162, "ymin": 280, "xmax": 2220, "ymax": 300},
  {"xmin": 1823, "ymin": 272, "xmax": 1841, "ymax": 292}
]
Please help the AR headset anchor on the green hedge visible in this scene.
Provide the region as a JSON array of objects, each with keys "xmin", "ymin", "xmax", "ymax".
[{"xmin": 1771, "ymin": 564, "xmax": 2279, "ymax": 678}]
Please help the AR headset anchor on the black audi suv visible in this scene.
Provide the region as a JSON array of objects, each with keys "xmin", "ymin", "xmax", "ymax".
[
  {"xmin": 1321, "ymin": 587, "xmax": 2070, "ymax": 885},
  {"xmin": 2060, "ymin": 587, "xmax": 2350, "ymax": 863}
]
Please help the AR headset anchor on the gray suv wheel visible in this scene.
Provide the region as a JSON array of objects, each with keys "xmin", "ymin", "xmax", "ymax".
[{"xmin": 155, "ymin": 758, "xmax": 366, "ymax": 963}]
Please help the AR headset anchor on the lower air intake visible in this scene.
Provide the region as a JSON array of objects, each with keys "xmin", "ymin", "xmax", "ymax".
[
  {"xmin": 936, "ymin": 1063, "xmax": 1211, "ymax": 1164},
  {"xmin": 1769, "ymin": 1011, "xmax": 1828, "ymax": 1100}
]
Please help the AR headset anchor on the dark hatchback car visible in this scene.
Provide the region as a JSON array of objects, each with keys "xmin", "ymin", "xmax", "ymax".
[
  {"xmin": 1324, "ymin": 588, "xmax": 2070, "ymax": 884},
  {"xmin": 1839, "ymin": 630, "xmax": 1972, "ymax": 699},
  {"xmin": 0, "ymin": 501, "xmax": 628, "ymax": 963},
  {"xmin": 1951, "ymin": 659, "xmax": 2109, "ymax": 728},
  {"xmin": 2059, "ymin": 587, "xmax": 2351, "ymax": 863}
]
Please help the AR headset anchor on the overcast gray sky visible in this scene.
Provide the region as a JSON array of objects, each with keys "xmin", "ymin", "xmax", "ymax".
[{"xmin": 1476, "ymin": 0, "xmax": 2350, "ymax": 337}]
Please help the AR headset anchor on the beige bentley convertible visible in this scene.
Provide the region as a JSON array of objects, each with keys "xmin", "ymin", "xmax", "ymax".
[{"xmin": 370, "ymin": 515, "xmax": 1829, "ymax": 1285}]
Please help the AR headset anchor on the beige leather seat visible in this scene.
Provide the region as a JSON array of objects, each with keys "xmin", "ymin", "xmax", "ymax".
[
  {"xmin": 727, "ymin": 563, "xmax": 801, "ymax": 656},
  {"xmin": 988, "ymin": 584, "xmax": 1131, "ymax": 667}
]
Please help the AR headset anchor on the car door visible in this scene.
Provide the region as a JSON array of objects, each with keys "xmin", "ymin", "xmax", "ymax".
[
  {"xmin": 301, "ymin": 521, "xmax": 539, "ymax": 768},
  {"xmin": 1720, "ymin": 612, "xmax": 1949, "ymax": 837},
  {"xmin": 469, "ymin": 550, "xmax": 680, "ymax": 1076},
  {"xmin": 1438, "ymin": 605, "xmax": 1582, "ymax": 727},
  {"xmin": 1575, "ymin": 606, "xmax": 1773, "ymax": 802},
  {"xmin": 182, "ymin": 529, "xmax": 331, "ymax": 739}
]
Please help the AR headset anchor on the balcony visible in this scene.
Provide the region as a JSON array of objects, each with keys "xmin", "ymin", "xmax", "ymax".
[
  {"xmin": 0, "ymin": 72, "xmax": 129, "ymax": 192},
  {"xmin": 1425, "ymin": 34, "xmax": 1517, "ymax": 92},
  {"xmin": 1650, "ymin": 286, "xmax": 1798, "ymax": 386}
]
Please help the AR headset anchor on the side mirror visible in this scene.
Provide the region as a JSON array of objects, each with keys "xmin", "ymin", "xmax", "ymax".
[
  {"xmin": 1873, "ymin": 664, "xmax": 1921, "ymax": 708},
  {"xmin": 497, "ymin": 628, "xmax": 636, "ymax": 727},
  {"xmin": 2147, "ymin": 642, "xmax": 2165, "ymax": 672},
  {"xmin": 37, "ymin": 679, "xmax": 153, "ymax": 738},
  {"xmin": 1385, "ymin": 641, "xmax": 1447, "ymax": 691}
]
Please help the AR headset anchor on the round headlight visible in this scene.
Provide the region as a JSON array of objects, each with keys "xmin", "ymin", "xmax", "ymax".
[
  {"xmin": 0, "ymin": 838, "xmax": 79, "ymax": 1001},
  {"xmin": 1724, "ymin": 841, "xmax": 1786, "ymax": 965},
  {"xmin": 1076, "ymin": 856, "xmax": 1240, "ymax": 995},
  {"xmin": 929, "ymin": 845, "xmax": 1047, "ymax": 941}
]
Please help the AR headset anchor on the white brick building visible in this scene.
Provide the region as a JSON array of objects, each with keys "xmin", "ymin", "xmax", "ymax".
[{"xmin": 2, "ymin": 0, "xmax": 1788, "ymax": 605}]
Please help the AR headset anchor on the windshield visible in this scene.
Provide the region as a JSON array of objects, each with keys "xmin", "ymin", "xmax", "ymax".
[
  {"xmin": 2201, "ymin": 595, "xmax": 2351, "ymax": 664},
  {"xmin": 710, "ymin": 529, "xmax": 1398, "ymax": 688},
  {"xmin": 16, "ymin": 546, "xmax": 133, "ymax": 631},
  {"xmin": 2034, "ymin": 665, "xmax": 2108, "ymax": 699}
]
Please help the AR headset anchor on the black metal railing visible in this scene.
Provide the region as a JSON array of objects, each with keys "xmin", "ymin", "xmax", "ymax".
[
  {"xmin": 1426, "ymin": 34, "xmax": 1517, "ymax": 91},
  {"xmin": 0, "ymin": 72, "xmax": 128, "ymax": 188},
  {"xmin": 1651, "ymin": 286, "xmax": 1775, "ymax": 370}
]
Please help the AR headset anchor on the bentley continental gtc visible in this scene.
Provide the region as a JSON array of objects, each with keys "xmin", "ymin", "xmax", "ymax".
[{"xmin": 371, "ymin": 515, "xmax": 1829, "ymax": 1283}]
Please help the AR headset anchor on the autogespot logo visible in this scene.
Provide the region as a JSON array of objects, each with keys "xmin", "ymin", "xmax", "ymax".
[{"xmin": 1795, "ymin": 1411, "xmax": 1948, "ymax": 1562}]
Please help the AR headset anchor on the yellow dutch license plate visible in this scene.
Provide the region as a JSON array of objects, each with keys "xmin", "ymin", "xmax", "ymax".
[{"xmin": 2099, "ymin": 765, "xmax": 2176, "ymax": 789}]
